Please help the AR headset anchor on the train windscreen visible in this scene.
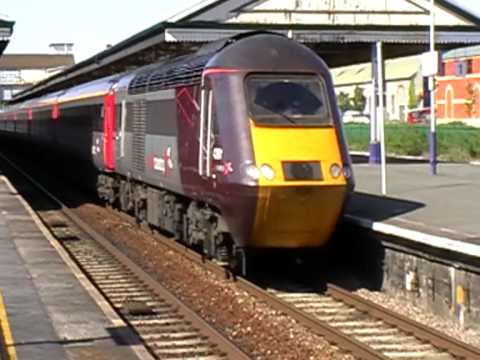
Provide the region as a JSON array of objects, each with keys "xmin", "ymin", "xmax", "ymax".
[{"xmin": 246, "ymin": 74, "xmax": 332, "ymax": 126}]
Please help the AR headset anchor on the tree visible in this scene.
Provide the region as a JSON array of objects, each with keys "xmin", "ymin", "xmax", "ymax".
[
  {"xmin": 337, "ymin": 92, "xmax": 352, "ymax": 113},
  {"xmin": 351, "ymin": 86, "xmax": 366, "ymax": 112},
  {"xmin": 408, "ymin": 79, "xmax": 418, "ymax": 109}
]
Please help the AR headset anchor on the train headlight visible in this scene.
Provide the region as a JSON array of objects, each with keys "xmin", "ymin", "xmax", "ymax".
[
  {"xmin": 245, "ymin": 164, "xmax": 261, "ymax": 180},
  {"xmin": 260, "ymin": 164, "xmax": 275, "ymax": 180},
  {"xmin": 330, "ymin": 163, "xmax": 342, "ymax": 179}
]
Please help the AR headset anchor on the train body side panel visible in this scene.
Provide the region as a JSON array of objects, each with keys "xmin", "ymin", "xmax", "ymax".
[
  {"xmin": 175, "ymin": 85, "xmax": 204, "ymax": 198},
  {"xmin": 174, "ymin": 78, "xmax": 260, "ymax": 248},
  {"xmin": 0, "ymin": 99, "xmax": 104, "ymax": 191},
  {"xmin": 118, "ymin": 89, "xmax": 185, "ymax": 195}
]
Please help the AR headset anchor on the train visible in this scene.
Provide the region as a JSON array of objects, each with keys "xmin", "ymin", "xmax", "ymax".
[{"xmin": 0, "ymin": 32, "xmax": 354, "ymax": 274}]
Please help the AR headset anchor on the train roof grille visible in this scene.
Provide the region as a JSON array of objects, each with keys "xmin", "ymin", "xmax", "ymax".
[{"xmin": 128, "ymin": 54, "xmax": 211, "ymax": 95}]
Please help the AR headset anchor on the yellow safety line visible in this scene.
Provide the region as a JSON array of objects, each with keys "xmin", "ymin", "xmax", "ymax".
[{"xmin": 0, "ymin": 292, "xmax": 16, "ymax": 360}]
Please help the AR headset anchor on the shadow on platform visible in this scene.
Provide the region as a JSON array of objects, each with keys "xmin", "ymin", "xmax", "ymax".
[{"xmin": 346, "ymin": 192, "xmax": 425, "ymax": 222}]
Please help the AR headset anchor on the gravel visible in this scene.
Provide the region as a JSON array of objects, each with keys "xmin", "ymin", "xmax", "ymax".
[{"xmin": 77, "ymin": 204, "xmax": 355, "ymax": 360}]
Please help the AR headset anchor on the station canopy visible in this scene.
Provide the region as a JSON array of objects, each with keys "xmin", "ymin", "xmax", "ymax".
[
  {"xmin": 12, "ymin": 0, "xmax": 480, "ymax": 102},
  {"xmin": 0, "ymin": 16, "xmax": 14, "ymax": 57}
]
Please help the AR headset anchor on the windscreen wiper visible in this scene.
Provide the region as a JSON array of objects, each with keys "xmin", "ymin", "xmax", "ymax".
[{"xmin": 257, "ymin": 105, "xmax": 297, "ymax": 125}]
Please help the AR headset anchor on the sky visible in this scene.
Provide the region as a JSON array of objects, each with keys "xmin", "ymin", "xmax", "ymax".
[
  {"xmin": 1, "ymin": 0, "xmax": 480, "ymax": 62},
  {"xmin": 1, "ymin": 0, "xmax": 199, "ymax": 61}
]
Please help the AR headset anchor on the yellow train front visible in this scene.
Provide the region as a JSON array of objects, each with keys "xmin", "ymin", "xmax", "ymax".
[{"xmin": 196, "ymin": 33, "xmax": 354, "ymax": 265}]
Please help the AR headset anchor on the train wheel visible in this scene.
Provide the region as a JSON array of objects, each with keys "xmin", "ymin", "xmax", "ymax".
[
  {"xmin": 134, "ymin": 198, "xmax": 147, "ymax": 226},
  {"xmin": 213, "ymin": 232, "xmax": 232, "ymax": 266},
  {"xmin": 231, "ymin": 248, "xmax": 250, "ymax": 277},
  {"xmin": 119, "ymin": 180, "xmax": 134, "ymax": 214}
]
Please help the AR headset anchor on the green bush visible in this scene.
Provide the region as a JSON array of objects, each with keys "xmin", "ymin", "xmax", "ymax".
[
  {"xmin": 385, "ymin": 124, "xmax": 426, "ymax": 156},
  {"xmin": 342, "ymin": 123, "xmax": 370, "ymax": 151},
  {"xmin": 343, "ymin": 122, "xmax": 480, "ymax": 162}
]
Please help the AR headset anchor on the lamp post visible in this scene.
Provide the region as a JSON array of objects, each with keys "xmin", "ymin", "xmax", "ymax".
[
  {"xmin": 429, "ymin": 0, "xmax": 438, "ymax": 175},
  {"xmin": 377, "ymin": 42, "xmax": 387, "ymax": 195}
]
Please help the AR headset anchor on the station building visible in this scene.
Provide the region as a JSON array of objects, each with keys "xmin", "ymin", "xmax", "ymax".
[
  {"xmin": 0, "ymin": 14, "xmax": 14, "ymax": 56},
  {"xmin": 332, "ymin": 56, "xmax": 422, "ymax": 122},
  {"xmin": 0, "ymin": 13, "xmax": 14, "ymax": 104},
  {"xmin": 0, "ymin": 53, "xmax": 74, "ymax": 101},
  {"xmin": 14, "ymin": 0, "xmax": 480, "ymax": 100},
  {"xmin": 436, "ymin": 45, "xmax": 480, "ymax": 127}
]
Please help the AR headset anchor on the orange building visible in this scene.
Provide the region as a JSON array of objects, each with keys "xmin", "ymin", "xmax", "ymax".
[{"xmin": 436, "ymin": 46, "xmax": 480, "ymax": 127}]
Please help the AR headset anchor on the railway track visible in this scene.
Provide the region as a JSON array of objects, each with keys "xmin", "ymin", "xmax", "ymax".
[
  {"xmin": 3, "ymin": 152, "xmax": 480, "ymax": 360},
  {"xmin": 0, "ymin": 154, "xmax": 249, "ymax": 360},
  {"xmin": 268, "ymin": 287, "xmax": 460, "ymax": 360},
  {"xmin": 109, "ymin": 218, "xmax": 480, "ymax": 360}
]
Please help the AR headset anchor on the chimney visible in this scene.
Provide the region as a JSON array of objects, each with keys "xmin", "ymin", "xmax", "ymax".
[{"xmin": 49, "ymin": 43, "xmax": 74, "ymax": 54}]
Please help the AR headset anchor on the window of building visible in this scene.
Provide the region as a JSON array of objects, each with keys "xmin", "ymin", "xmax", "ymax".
[
  {"xmin": 467, "ymin": 59, "xmax": 473, "ymax": 74},
  {"xmin": 454, "ymin": 60, "xmax": 472, "ymax": 77},
  {"xmin": 0, "ymin": 71, "xmax": 21, "ymax": 84},
  {"xmin": 439, "ymin": 61, "xmax": 445, "ymax": 76},
  {"xmin": 3, "ymin": 89, "xmax": 12, "ymax": 101}
]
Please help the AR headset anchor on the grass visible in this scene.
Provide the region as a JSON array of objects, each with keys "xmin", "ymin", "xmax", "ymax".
[{"xmin": 343, "ymin": 122, "xmax": 480, "ymax": 162}]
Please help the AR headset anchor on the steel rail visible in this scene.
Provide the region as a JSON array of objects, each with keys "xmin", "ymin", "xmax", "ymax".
[
  {"xmin": 233, "ymin": 280, "xmax": 390, "ymax": 360},
  {"xmin": 63, "ymin": 212, "xmax": 250, "ymax": 360},
  {"xmin": 327, "ymin": 284, "xmax": 480, "ymax": 360},
  {"xmin": 0, "ymin": 153, "xmax": 250, "ymax": 360}
]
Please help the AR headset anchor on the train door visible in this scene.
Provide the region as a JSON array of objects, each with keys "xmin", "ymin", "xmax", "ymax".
[
  {"xmin": 198, "ymin": 82, "xmax": 215, "ymax": 181},
  {"xmin": 115, "ymin": 99, "xmax": 127, "ymax": 172},
  {"xmin": 103, "ymin": 92, "xmax": 116, "ymax": 171}
]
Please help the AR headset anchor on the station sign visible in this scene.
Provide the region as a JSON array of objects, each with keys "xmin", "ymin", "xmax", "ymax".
[{"xmin": 421, "ymin": 51, "xmax": 439, "ymax": 77}]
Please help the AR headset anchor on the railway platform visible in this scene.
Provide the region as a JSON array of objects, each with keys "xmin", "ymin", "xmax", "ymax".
[
  {"xmin": 344, "ymin": 160, "xmax": 480, "ymax": 328},
  {"xmin": 0, "ymin": 174, "xmax": 146, "ymax": 360},
  {"xmin": 345, "ymin": 162, "xmax": 480, "ymax": 256}
]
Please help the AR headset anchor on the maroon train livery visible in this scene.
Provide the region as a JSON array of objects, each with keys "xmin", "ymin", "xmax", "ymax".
[{"xmin": 0, "ymin": 33, "xmax": 354, "ymax": 273}]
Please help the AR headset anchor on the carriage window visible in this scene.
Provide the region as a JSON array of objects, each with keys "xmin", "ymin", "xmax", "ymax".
[{"xmin": 246, "ymin": 75, "xmax": 332, "ymax": 126}]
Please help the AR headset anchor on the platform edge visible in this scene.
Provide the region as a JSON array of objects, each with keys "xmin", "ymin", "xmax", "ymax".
[
  {"xmin": 0, "ymin": 292, "xmax": 16, "ymax": 360},
  {"xmin": 345, "ymin": 214, "xmax": 480, "ymax": 258}
]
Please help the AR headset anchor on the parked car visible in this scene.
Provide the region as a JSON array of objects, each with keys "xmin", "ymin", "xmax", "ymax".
[
  {"xmin": 407, "ymin": 107, "xmax": 430, "ymax": 124},
  {"xmin": 342, "ymin": 110, "xmax": 370, "ymax": 123}
]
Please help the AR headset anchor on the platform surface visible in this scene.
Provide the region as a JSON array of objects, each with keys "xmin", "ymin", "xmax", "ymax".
[
  {"xmin": 0, "ymin": 174, "xmax": 143, "ymax": 360},
  {"xmin": 346, "ymin": 162, "xmax": 480, "ymax": 254}
]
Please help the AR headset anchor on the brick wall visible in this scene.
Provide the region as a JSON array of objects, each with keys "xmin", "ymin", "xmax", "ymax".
[{"xmin": 436, "ymin": 57, "xmax": 480, "ymax": 126}]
